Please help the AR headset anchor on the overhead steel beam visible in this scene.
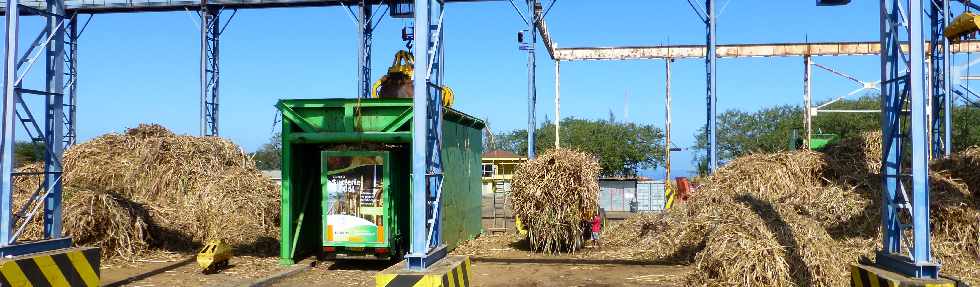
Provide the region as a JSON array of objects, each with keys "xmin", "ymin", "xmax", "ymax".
[
  {"xmin": 1, "ymin": 0, "xmax": 504, "ymax": 15},
  {"xmin": 551, "ymin": 40, "xmax": 980, "ymax": 61}
]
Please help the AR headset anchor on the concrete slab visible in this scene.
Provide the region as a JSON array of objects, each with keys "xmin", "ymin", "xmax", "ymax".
[
  {"xmin": 376, "ymin": 256, "xmax": 471, "ymax": 287},
  {"xmin": 850, "ymin": 264, "xmax": 959, "ymax": 287}
]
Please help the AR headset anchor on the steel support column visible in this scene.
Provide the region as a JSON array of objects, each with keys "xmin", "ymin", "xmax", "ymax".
[
  {"xmin": 200, "ymin": 7, "xmax": 219, "ymax": 136},
  {"xmin": 929, "ymin": 0, "xmax": 952, "ymax": 157},
  {"xmin": 706, "ymin": 0, "xmax": 717, "ymax": 172},
  {"xmin": 665, "ymin": 58, "xmax": 672, "ymax": 182},
  {"xmin": 804, "ymin": 55, "xmax": 812, "ymax": 148},
  {"xmin": 406, "ymin": 0, "xmax": 448, "ymax": 271},
  {"xmin": 0, "ymin": 0, "xmax": 20, "ymax": 247},
  {"xmin": 526, "ymin": 0, "xmax": 537, "ymax": 159},
  {"xmin": 408, "ymin": 0, "xmax": 430, "ymax": 268},
  {"xmin": 357, "ymin": 0, "xmax": 372, "ymax": 99},
  {"xmin": 554, "ymin": 60, "xmax": 559, "ymax": 148},
  {"xmin": 43, "ymin": 0, "xmax": 66, "ymax": 239},
  {"xmin": 63, "ymin": 14, "xmax": 77, "ymax": 148},
  {"xmin": 877, "ymin": 0, "xmax": 940, "ymax": 279}
]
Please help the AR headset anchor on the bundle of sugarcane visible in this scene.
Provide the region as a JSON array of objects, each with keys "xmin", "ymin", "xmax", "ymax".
[
  {"xmin": 12, "ymin": 124, "xmax": 280, "ymax": 260},
  {"xmin": 602, "ymin": 132, "xmax": 980, "ymax": 286},
  {"xmin": 509, "ymin": 148, "xmax": 600, "ymax": 253}
]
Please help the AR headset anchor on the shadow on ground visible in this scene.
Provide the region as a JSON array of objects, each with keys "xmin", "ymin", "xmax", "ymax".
[{"xmin": 325, "ymin": 259, "xmax": 395, "ymax": 271}]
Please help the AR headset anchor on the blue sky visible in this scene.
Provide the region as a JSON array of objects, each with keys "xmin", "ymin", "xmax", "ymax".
[{"xmin": 4, "ymin": 1, "xmax": 971, "ymax": 177}]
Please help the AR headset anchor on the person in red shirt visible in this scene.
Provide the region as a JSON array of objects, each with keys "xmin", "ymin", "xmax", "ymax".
[{"xmin": 591, "ymin": 213, "xmax": 602, "ymax": 248}]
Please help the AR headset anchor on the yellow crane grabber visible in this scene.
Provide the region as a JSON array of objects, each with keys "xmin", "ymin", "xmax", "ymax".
[
  {"xmin": 372, "ymin": 50, "xmax": 455, "ymax": 107},
  {"xmin": 197, "ymin": 239, "xmax": 233, "ymax": 274},
  {"xmin": 945, "ymin": 11, "xmax": 980, "ymax": 40}
]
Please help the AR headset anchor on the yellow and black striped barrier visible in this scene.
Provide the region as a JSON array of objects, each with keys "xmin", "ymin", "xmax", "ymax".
[
  {"xmin": 664, "ymin": 185, "xmax": 676, "ymax": 209},
  {"xmin": 850, "ymin": 264, "xmax": 956, "ymax": 287},
  {"xmin": 0, "ymin": 247, "xmax": 100, "ymax": 287},
  {"xmin": 377, "ymin": 256, "xmax": 470, "ymax": 287}
]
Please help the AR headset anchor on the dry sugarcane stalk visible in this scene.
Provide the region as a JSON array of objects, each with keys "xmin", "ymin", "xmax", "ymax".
[
  {"xmin": 602, "ymin": 131, "xmax": 980, "ymax": 286},
  {"xmin": 510, "ymin": 148, "xmax": 601, "ymax": 254},
  {"xmin": 12, "ymin": 124, "xmax": 280, "ymax": 260}
]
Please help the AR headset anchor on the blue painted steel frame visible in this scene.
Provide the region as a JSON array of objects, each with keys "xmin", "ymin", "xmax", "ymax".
[
  {"xmin": 706, "ymin": 0, "xmax": 717, "ymax": 172},
  {"xmin": 407, "ymin": 0, "xmax": 448, "ymax": 271},
  {"xmin": 1, "ymin": 0, "xmax": 71, "ymax": 256},
  {"xmin": 876, "ymin": 0, "xmax": 940, "ymax": 279},
  {"xmin": 357, "ymin": 0, "xmax": 372, "ymax": 99},
  {"xmin": 526, "ymin": 0, "xmax": 536, "ymax": 159},
  {"xmin": 929, "ymin": 0, "xmax": 952, "ymax": 158},
  {"xmin": 201, "ymin": 7, "xmax": 220, "ymax": 136},
  {"xmin": 0, "ymin": 0, "xmax": 19, "ymax": 249},
  {"xmin": 64, "ymin": 14, "xmax": 78, "ymax": 148},
  {"xmin": 44, "ymin": 0, "xmax": 67, "ymax": 239}
]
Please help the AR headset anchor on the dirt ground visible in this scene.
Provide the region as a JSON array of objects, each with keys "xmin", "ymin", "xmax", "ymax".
[
  {"xmin": 100, "ymin": 253, "xmax": 287, "ymax": 287},
  {"xmin": 272, "ymin": 260, "xmax": 688, "ymax": 287},
  {"xmin": 101, "ymin": 234, "xmax": 691, "ymax": 287}
]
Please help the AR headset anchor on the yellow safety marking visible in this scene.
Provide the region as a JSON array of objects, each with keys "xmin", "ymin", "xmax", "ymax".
[
  {"xmin": 32, "ymin": 255, "xmax": 69, "ymax": 286},
  {"xmin": 446, "ymin": 268, "xmax": 457, "ymax": 287},
  {"xmin": 376, "ymin": 274, "xmax": 396, "ymax": 287},
  {"xmin": 851, "ymin": 266, "xmax": 865, "ymax": 287},
  {"xmin": 0, "ymin": 262, "xmax": 30, "ymax": 287},
  {"xmin": 66, "ymin": 251, "xmax": 99, "ymax": 286},
  {"xmin": 868, "ymin": 273, "xmax": 880, "ymax": 287}
]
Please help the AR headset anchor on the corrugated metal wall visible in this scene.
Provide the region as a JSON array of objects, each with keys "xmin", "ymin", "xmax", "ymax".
[
  {"xmin": 598, "ymin": 180, "xmax": 636, "ymax": 212},
  {"xmin": 598, "ymin": 179, "xmax": 666, "ymax": 212},
  {"xmin": 636, "ymin": 180, "xmax": 666, "ymax": 212},
  {"xmin": 439, "ymin": 118, "xmax": 484, "ymax": 250}
]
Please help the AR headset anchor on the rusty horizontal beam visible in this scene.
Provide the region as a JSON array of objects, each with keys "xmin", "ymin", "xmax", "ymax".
[
  {"xmin": 553, "ymin": 41, "xmax": 980, "ymax": 61},
  {"xmin": 533, "ymin": 3, "xmax": 556, "ymax": 59}
]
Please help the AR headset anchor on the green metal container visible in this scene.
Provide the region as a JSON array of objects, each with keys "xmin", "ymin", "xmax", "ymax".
[
  {"xmin": 809, "ymin": 133, "xmax": 840, "ymax": 150},
  {"xmin": 277, "ymin": 98, "xmax": 484, "ymax": 265}
]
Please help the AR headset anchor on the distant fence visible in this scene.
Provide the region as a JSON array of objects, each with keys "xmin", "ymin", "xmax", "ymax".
[{"xmin": 599, "ymin": 179, "xmax": 666, "ymax": 212}]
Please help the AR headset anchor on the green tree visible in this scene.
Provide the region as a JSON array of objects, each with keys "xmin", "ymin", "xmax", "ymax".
[
  {"xmin": 489, "ymin": 129, "xmax": 529, "ymax": 155},
  {"xmin": 952, "ymin": 105, "xmax": 980, "ymax": 151},
  {"xmin": 492, "ymin": 118, "xmax": 664, "ymax": 177},
  {"xmin": 251, "ymin": 133, "xmax": 282, "ymax": 170},
  {"xmin": 692, "ymin": 105, "xmax": 802, "ymax": 171},
  {"xmin": 13, "ymin": 141, "xmax": 44, "ymax": 167},
  {"xmin": 810, "ymin": 95, "xmax": 881, "ymax": 139},
  {"xmin": 691, "ymin": 94, "xmax": 980, "ymax": 174}
]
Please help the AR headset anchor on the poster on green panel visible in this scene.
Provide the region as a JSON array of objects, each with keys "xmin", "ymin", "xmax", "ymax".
[{"xmin": 326, "ymin": 214, "xmax": 379, "ymax": 243}]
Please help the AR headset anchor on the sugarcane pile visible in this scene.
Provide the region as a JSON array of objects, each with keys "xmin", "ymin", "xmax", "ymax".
[
  {"xmin": 934, "ymin": 146, "xmax": 980, "ymax": 199},
  {"xmin": 509, "ymin": 148, "xmax": 601, "ymax": 253},
  {"xmin": 604, "ymin": 131, "xmax": 980, "ymax": 286},
  {"xmin": 13, "ymin": 124, "xmax": 280, "ymax": 260}
]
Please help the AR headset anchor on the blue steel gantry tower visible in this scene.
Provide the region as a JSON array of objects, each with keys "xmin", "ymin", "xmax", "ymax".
[
  {"xmin": 877, "ymin": 0, "xmax": 939, "ymax": 278},
  {"xmin": 407, "ymin": 0, "xmax": 452, "ymax": 270},
  {"xmin": 0, "ymin": 0, "xmax": 74, "ymax": 257},
  {"xmin": 531, "ymin": 0, "xmax": 965, "ymax": 282},
  {"xmin": 0, "ymin": 0, "xmax": 492, "ymax": 276}
]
